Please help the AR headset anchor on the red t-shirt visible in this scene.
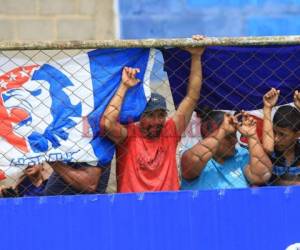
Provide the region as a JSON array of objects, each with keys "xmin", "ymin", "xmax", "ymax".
[{"xmin": 116, "ymin": 118, "xmax": 181, "ymax": 193}]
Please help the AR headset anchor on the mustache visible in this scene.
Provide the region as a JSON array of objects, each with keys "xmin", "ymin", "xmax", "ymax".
[{"xmin": 146, "ymin": 125, "xmax": 163, "ymax": 131}]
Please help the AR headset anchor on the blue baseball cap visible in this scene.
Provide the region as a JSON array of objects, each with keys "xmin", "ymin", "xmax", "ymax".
[{"xmin": 144, "ymin": 93, "xmax": 168, "ymax": 113}]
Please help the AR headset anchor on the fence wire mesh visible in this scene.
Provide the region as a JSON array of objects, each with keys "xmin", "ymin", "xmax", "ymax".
[{"xmin": 0, "ymin": 37, "xmax": 299, "ymax": 197}]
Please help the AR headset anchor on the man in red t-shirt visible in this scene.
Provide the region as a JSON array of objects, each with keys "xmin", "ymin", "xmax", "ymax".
[{"xmin": 100, "ymin": 36, "xmax": 205, "ymax": 193}]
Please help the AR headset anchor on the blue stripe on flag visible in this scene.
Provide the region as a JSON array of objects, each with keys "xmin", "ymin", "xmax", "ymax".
[{"xmin": 87, "ymin": 48, "xmax": 151, "ymax": 165}]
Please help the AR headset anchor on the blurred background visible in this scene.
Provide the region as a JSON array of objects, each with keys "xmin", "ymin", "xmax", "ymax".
[{"xmin": 1, "ymin": 0, "xmax": 300, "ymax": 41}]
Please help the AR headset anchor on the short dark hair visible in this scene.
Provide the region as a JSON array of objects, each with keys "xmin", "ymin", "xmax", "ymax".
[
  {"xmin": 273, "ymin": 105, "xmax": 300, "ymax": 132},
  {"xmin": 198, "ymin": 107, "xmax": 225, "ymax": 138}
]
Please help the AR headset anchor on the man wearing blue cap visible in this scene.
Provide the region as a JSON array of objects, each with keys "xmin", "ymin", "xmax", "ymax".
[{"xmin": 101, "ymin": 35, "xmax": 205, "ymax": 193}]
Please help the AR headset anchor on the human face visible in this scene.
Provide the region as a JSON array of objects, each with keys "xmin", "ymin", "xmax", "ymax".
[
  {"xmin": 24, "ymin": 164, "xmax": 42, "ymax": 177},
  {"xmin": 274, "ymin": 126, "xmax": 299, "ymax": 152},
  {"xmin": 140, "ymin": 109, "xmax": 167, "ymax": 139},
  {"xmin": 215, "ymin": 132, "xmax": 238, "ymax": 159}
]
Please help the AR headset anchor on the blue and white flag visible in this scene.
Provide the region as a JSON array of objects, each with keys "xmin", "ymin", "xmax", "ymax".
[{"xmin": 0, "ymin": 48, "xmax": 154, "ymax": 169}]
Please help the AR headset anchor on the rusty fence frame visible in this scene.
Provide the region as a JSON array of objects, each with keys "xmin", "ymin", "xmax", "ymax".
[{"xmin": 0, "ymin": 35, "xmax": 300, "ymax": 50}]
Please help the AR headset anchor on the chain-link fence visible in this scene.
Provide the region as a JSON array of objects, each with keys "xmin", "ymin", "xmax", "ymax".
[{"xmin": 0, "ymin": 36, "xmax": 299, "ymax": 198}]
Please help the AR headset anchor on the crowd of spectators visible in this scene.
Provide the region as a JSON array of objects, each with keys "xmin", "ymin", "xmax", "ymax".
[{"xmin": 1, "ymin": 35, "xmax": 299, "ymax": 197}]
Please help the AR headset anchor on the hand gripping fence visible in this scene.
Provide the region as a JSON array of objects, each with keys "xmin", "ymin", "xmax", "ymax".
[{"xmin": 0, "ymin": 35, "xmax": 299, "ymax": 197}]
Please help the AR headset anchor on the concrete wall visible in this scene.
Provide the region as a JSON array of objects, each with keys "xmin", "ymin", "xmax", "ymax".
[
  {"xmin": 0, "ymin": 0, "xmax": 116, "ymax": 41},
  {"xmin": 119, "ymin": 0, "xmax": 300, "ymax": 39}
]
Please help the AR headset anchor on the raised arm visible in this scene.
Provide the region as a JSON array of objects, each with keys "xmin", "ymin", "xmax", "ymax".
[
  {"xmin": 181, "ymin": 114, "xmax": 235, "ymax": 180},
  {"xmin": 100, "ymin": 67, "xmax": 140, "ymax": 144},
  {"xmin": 294, "ymin": 90, "xmax": 300, "ymax": 111},
  {"xmin": 172, "ymin": 35, "xmax": 205, "ymax": 135},
  {"xmin": 238, "ymin": 113, "xmax": 272, "ymax": 185},
  {"xmin": 262, "ymin": 88, "xmax": 280, "ymax": 154}
]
